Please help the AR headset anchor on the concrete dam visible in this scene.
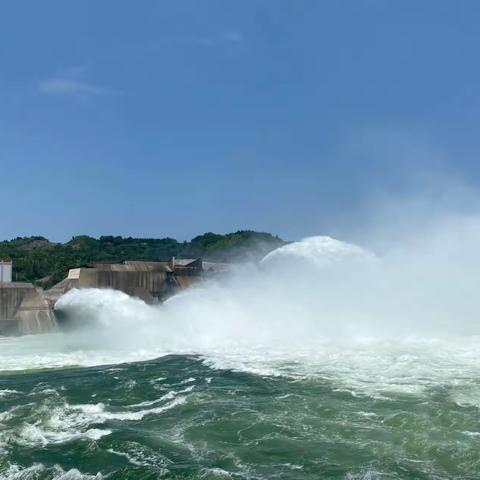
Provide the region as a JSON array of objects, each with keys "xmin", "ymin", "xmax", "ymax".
[
  {"xmin": 0, "ymin": 258, "xmax": 226, "ymax": 336},
  {"xmin": 0, "ymin": 283, "xmax": 57, "ymax": 335}
]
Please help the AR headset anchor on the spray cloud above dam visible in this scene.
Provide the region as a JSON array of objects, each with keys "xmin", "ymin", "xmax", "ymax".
[{"xmin": 52, "ymin": 201, "xmax": 480, "ymax": 355}]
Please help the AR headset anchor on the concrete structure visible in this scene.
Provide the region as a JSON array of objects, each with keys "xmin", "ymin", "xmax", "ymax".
[
  {"xmin": 0, "ymin": 260, "xmax": 56, "ymax": 335},
  {"xmin": 0, "ymin": 283, "xmax": 56, "ymax": 335},
  {"xmin": 0, "ymin": 260, "xmax": 12, "ymax": 283},
  {"xmin": 45, "ymin": 258, "xmax": 207, "ymax": 308},
  {"xmin": 1, "ymin": 257, "xmax": 229, "ymax": 336}
]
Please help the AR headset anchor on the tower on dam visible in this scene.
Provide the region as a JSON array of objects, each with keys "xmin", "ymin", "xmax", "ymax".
[{"xmin": 0, "ymin": 259, "xmax": 12, "ymax": 283}]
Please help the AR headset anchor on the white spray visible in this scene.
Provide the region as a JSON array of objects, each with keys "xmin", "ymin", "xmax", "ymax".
[{"xmin": 3, "ymin": 215, "xmax": 480, "ymax": 398}]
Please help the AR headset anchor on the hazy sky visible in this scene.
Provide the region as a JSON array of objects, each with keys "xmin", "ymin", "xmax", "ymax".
[{"xmin": 1, "ymin": 1, "xmax": 480, "ymax": 242}]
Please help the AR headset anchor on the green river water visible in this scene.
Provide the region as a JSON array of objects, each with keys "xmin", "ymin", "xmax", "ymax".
[{"xmin": 2, "ymin": 344, "xmax": 480, "ymax": 480}]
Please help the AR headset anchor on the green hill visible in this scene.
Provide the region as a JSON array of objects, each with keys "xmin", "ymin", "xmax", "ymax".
[{"xmin": 0, "ymin": 231, "xmax": 286, "ymax": 288}]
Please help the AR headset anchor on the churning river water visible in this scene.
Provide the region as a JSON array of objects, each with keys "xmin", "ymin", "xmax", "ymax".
[{"xmin": 2, "ymin": 233, "xmax": 480, "ymax": 479}]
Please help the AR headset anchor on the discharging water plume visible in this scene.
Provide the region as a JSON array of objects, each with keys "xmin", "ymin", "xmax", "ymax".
[{"xmin": 56, "ymin": 214, "xmax": 480, "ymax": 345}]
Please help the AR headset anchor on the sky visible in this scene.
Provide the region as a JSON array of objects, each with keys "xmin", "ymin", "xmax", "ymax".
[{"xmin": 1, "ymin": 1, "xmax": 480, "ymax": 242}]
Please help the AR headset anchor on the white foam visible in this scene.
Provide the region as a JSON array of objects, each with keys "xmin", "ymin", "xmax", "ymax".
[
  {"xmin": 200, "ymin": 467, "xmax": 234, "ymax": 478},
  {"xmin": 0, "ymin": 405, "xmax": 22, "ymax": 424},
  {"xmin": 0, "ymin": 464, "xmax": 102, "ymax": 480},
  {"xmin": 3, "ymin": 395, "xmax": 187, "ymax": 452},
  {"xmin": 0, "ymin": 463, "xmax": 45, "ymax": 480},
  {"xmin": 106, "ymin": 442, "xmax": 170, "ymax": 471},
  {"xmin": 0, "ymin": 389, "xmax": 21, "ymax": 398},
  {"xmin": 129, "ymin": 385, "xmax": 194, "ymax": 408},
  {"xmin": 107, "ymin": 448, "xmax": 145, "ymax": 466},
  {"xmin": 17, "ymin": 424, "xmax": 111, "ymax": 447}
]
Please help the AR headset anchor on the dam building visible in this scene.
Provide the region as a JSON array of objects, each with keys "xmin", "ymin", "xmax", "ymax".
[
  {"xmin": 0, "ymin": 259, "xmax": 12, "ymax": 283},
  {"xmin": 44, "ymin": 258, "xmax": 207, "ymax": 307},
  {"xmin": 1, "ymin": 258, "xmax": 228, "ymax": 336},
  {"xmin": 0, "ymin": 260, "xmax": 56, "ymax": 335}
]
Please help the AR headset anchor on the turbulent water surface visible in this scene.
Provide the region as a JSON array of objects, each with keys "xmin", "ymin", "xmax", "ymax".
[
  {"xmin": 2, "ymin": 233, "xmax": 480, "ymax": 479},
  {"xmin": 2, "ymin": 338, "xmax": 480, "ymax": 479}
]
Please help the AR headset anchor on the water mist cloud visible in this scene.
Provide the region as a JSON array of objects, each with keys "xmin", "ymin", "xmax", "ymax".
[{"xmin": 55, "ymin": 203, "xmax": 480, "ymax": 353}]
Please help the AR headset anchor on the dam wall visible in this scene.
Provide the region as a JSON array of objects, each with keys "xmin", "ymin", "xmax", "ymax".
[
  {"xmin": 75, "ymin": 263, "xmax": 172, "ymax": 302},
  {"xmin": 0, "ymin": 283, "xmax": 56, "ymax": 335},
  {"xmin": 47, "ymin": 260, "xmax": 204, "ymax": 304},
  {"xmin": 43, "ymin": 261, "xmax": 191, "ymax": 307},
  {"xmin": 1, "ymin": 258, "xmax": 228, "ymax": 336}
]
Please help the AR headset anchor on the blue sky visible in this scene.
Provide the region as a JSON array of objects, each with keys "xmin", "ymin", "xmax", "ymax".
[{"xmin": 1, "ymin": 1, "xmax": 480, "ymax": 242}]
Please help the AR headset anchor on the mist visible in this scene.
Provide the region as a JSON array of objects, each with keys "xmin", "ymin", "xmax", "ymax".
[{"xmin": 55, "ymin": 194, "xmax": 480, "ymax": 354}]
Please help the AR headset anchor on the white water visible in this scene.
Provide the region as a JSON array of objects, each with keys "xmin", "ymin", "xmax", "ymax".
[{"xmin": 2, "ymin": 222, "xmax": 480, "ymax": 397}]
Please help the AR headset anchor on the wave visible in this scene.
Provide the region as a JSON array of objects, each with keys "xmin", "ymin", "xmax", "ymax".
[
  {"xmin": 0, "ymin": 463, "xmax": 103, "ymax": 480},
  {"xmin": 0, "ymin": 390, "xmax": 189, "ymax": 452}
]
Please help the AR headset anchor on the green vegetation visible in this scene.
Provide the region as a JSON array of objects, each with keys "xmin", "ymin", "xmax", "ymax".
[{"xmin": 0, "ymin": 231, "xmax": 285, "ymax": 288}]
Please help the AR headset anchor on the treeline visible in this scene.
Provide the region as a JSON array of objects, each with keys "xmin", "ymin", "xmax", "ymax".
[{"xmin": 0, "ymin": 231, "xmax": 285, "ymax": 288}]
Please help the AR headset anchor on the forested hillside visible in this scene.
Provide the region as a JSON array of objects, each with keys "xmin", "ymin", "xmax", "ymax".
[{"xmin": 0, "ymin": 231, "xmax": 286, "ymax": 288}]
